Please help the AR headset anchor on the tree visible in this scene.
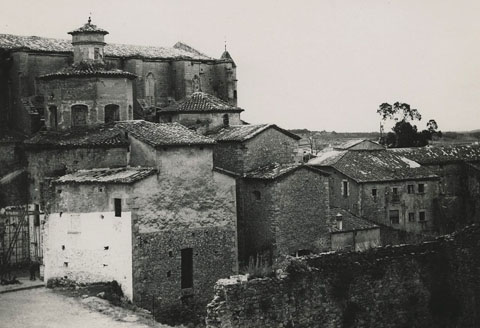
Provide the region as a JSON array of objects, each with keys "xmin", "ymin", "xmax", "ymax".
[{"xmin": 377, "ymin": 102, "xmax": 441, "ymax": 148}]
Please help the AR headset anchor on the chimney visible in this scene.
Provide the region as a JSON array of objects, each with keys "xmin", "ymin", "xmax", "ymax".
[{"xmin": 336, "ymin": 213, "xmax": 343, "ymax": 231}]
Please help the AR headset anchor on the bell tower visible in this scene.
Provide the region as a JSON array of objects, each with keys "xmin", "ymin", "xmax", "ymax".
[{"xmin": 68, "ymin": 17, "xmax": 109, "ymax": 64}]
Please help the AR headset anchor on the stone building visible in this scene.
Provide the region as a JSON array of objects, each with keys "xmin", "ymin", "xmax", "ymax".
[
  {"xmin": 309, "ymin": 149, "xmax": 440, "ymax": 233},
  {"xmin": 210, "ymin": 124, "xmax": 301, "ymax": 174},
  {"xmin": 222, "ymin": 163, "xmax": 331, "ymax": 264},
  {"xmin": 391, "ymin": 144, "xmax": 480, "ymax": 232},
  {"xmin": 156, "ymin": 91, "xmax": 243, "ymax": 134},
  {"xmin": 329, "ymin": 207, "xmax": 380, "ymax": 251},
  {"xmin": 0, "ymin": 19, "xmax": 237, "ymax": 135},
  {"xmin": 42, "ymin": 121, "xmax": 238, "ymax": 316}
]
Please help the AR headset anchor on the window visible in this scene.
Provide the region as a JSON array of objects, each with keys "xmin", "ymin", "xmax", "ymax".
[
  {"xmin": 342, "ymin": 180, "xmax": 349, "ymax": 197},
  {"xmin": 94, "ymin": 47, "xmax": 101, "ymax": 60},
  {"xmin": 392, "ymin": 187, "xmax": 400, "ymax": 202},
  {"xmin": 104, "ymin": 104, "xmax": 120, "ymax": 124},
  {"xmin": 145, "ymin": 73, "xmax": 155, "ymax": 106},
  {"xmin": 192, "ymin": 75, "xmax": 200, "ymax": 92},
  {"xmin": 223, "ymin": 114, "xmax": 229, "ymax": 127},
  {"xmin": 389, "ymin": 210, "xmax": 400, "ymax": 224},
  {"xmin": 34, "ymin": 204, "xmax": 40, "ymax": 226},
  {"xmin": 49, "ymin": 105, "xmax": 58, "ymax": 129},
  {"xmin": 371, "ymin": 188, "xmax": 377, "ymax": 198},
  {"xmin": 408, "ymin": 212, "xmax": 415, "ymax": 222},
  {"xmin": 114, "ymin": 198, "xmax": 122, "ymax": 217},
  {"xmin": 407, "ymin": 185, "xmax": 414, "ymax": 194},
  {"xmin": 181, "ymin": 248, "xmax": 193, "ymax": 289},
  {"xmin": 418, "ymin": 184, "xmax": 425, "ymax": 193},
  {"xmin": 253, "ymin": 190, "xmax": 261, "ymax": 200},
  {"xmin": 419, "ymin": 211, "xmax": 426, "ymax": 221},
  {"xmin": 71, "ymin": 104, "xmax": 88, "ymax": 127}
]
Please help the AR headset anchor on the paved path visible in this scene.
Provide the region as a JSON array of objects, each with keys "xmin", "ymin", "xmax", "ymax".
[
  {"xmin": 0, "ymin": 276, "xmax": 44, "ymax": 294},
  {"xmin": 0, "ymin": 288, "xmax": 169, "ymax": 328}
]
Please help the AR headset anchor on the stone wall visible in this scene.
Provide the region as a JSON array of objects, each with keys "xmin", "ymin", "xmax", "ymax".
[
  {"xmin": 360, "ymin": 180, "xmax": 439, "ymax": 233},
  {"xmin": 237, "ymin": 168, "xmax": 330, "ymax": 264},
  {"xmin": 206, "ymin": 224, "xmax": 480, "ymax": 328},
  {"xmin": 466, "ymin": 165, "xmax": 480, "ymax": 224},
  {"xmin": 38, "ymin": 76, "xmax": 133, "ymax": 130},
  {"xmin": 161, "ymin": 112, "xmax": 242, "ymax": 135},
  {"xmin": 130, "ymin": 164, "xmax": 238, "ymax": 322},
  {"xmin": 213, "ymin": 128, "xmax": 299, "ymax": 174},
  {"xmin": 26, "ymin": 146, "xmax": 127, "ymax": 205}
]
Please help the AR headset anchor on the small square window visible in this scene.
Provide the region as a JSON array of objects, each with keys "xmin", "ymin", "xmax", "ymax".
[
  {"xmin": 114, "ymin": 198, "xmax": 122, "ymax": 217},
  {"xmin": 418, "ymin": 184, "xmax": 425, "ymax": 193},
  {"xmin": 408, "ymin": 212, "xmax": 415, "ymax": 222},
  {"xmin": 407, "ymin": 185, "xmax": 414, "ymax": 194},
  {"xmin": 419, "ymin": 211, "xmax": 426, "ymax": 221}
]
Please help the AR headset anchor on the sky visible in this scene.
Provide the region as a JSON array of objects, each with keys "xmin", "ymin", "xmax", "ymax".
[{"xmin": 1, "ymin": 0, "xmax": 480, "ymax": 132}]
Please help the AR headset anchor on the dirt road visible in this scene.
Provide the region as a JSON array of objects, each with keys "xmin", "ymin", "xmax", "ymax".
[{"xmin": 0, "ymin": 288, "xmax": 170, "ymax": 328}]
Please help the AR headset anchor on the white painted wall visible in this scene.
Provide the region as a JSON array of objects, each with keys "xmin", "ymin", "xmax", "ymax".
[{"xmin": 44, "ymin": 211, "xmax": 133, "ymax": 299}]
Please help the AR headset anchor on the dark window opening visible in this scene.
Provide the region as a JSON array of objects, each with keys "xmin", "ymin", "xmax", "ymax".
[
  {"xmin": 418, "ymin": 184, "xmax": 425, "ymax": 193},
  {"xmin": 419, "ymin": 211, "xmax": 426, "ymax": 221},
  {"xmin": 342, "ymin": 181, "xmax": 348, "ymax": 197},
  {"xmin": 34, "ymin": 204, "xmax": 40, "ymax": 226},
  {"xmin": 408, "ymin": 212, "xmax": 415, "ymax": 222},
  {"xmin": 167, "ymin": 271, "xmax": 171, "ymax": 278},
  {"xmin": 71, "ymin": 104, "xmax": 88, "ymax": 127},
  {"xmin": 372, "ymin": 188, "xmax": 377, "ymax": 198},
  {"xmin": 104, "ymin": 104, "xmax": 120, "ymax": 124},
  {"xmin": 181, "ymin": 248, "xmax": 193, "ymax": 289},
  {"xmin": 253, "ymin": 190, "xmax": 261, "ymax": 200},
  {"xmin": 223, "ymin": 114, "xmax": 229, "ymax": 127},
  {"xmin": 168, "ymin": 250, "xmax": 173, "ymax": 257},
  {"xmin": 114, "ymin": 198, "xmax": 122, "ymax": 217},
  {"xmin": 389, "ymin": 210, "xmax": 400, "ymax": 225},
  {"xmin": 49, "ymin": 105, "xmax": 58, "ymax": 129},
  {"xmin": 392, "ymin": 187, "xmax": 400, "ymax": 202},
  {"xmin": 407, "ymin": 185, "xmax": 414, "ymax": 194},
  {"xmin": 234, "ymin": 90, "xmax": 237, "ymax": 99}
]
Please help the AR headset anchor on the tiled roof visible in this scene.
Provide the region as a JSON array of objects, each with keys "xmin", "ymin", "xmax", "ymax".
[
  {"xmin": 116, "ymin": 120, "xmax": 215, "ymax": 147},
  {"xmin": 390, "ymin": 144, "xmax": 480, "ymax": 164},
  {"xmin": 38, "ymin": 62, "xmax": 136, "ymax": 80},
  {"xmin": 0, "ymin": 34, "xmax": 214, "ymax": 60},
  {"xmin": 24, "ymin": 126, "xmax": 128, "ymax": 149},
  {"xmin": 54, "ymin": 167, "xmax": 155, "ymax": 185},
  {"xmin": 330, "ymin": 208, "xmax": 378, "ymax": 232},
  {"xmin": 333, "ymin": 139, "xmax": 384, "ymax": 150},
  {"xmin": 245, "ymin": 163, "xmax": 328, "ymax": 180},
  {"xmin": 210, "ymin": 124, "xmax": 301, "ymax": 142},
  {"xmin": 159, "ymin": 92, "xmax": 243, "ymax": 113},
  {"xmin": 68, "ymin": 21, "xmax": 109, "ymax": 35},
  {"xmin": 309, "ymin": 149, "xmax": 438, "ymax": 183}
]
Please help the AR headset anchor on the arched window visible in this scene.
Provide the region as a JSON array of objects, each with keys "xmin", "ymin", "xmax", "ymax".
[
  {"xmin": 104, "ymin": 104, "xmax": 120, "ymax": 124},
  {"xmin": 49, "ymin": 105, "xmax": 58, "ymax": 130},
  {"xmin": 145, "ymin": 73, "xmax": 155, "ymax": 106},
  {"xmin": 71, "ymin": 104, "xmax": 88, "ymax": 127},
  {"xmin": 223, "ymin": 114, "xmax": 229, "ymax": 127}
]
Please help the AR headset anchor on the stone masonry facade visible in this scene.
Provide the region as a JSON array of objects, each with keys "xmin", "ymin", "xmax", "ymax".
[{"xmin": 207, "ymin": 224, "xmax": 480, "ymax": 328}]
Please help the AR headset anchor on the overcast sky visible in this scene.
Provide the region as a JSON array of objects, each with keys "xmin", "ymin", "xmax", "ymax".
[{"xmin": 2, "ymin": 0, "xmax": 480, "ymax": 132}]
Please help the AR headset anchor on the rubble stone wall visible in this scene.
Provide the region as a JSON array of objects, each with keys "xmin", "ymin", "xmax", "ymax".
[{"xmin": 206, "ymin": 225, "xmax": 480, "ymax": 328}]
